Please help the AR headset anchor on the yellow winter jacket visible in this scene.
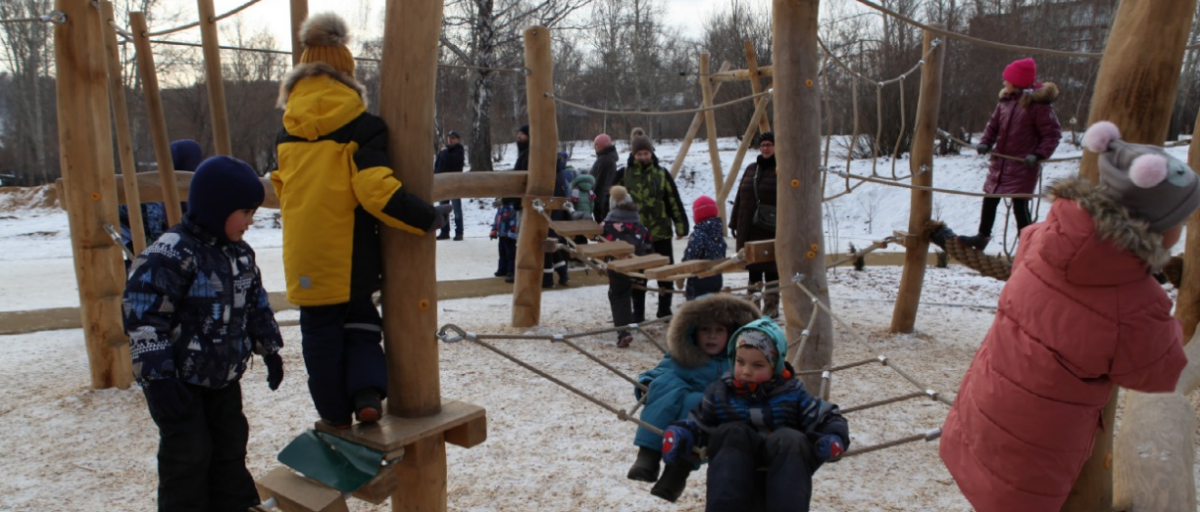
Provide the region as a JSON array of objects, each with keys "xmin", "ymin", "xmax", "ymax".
[{"xmin": 273, "ymin": 63, "xmax": 435, "ymax": 306}]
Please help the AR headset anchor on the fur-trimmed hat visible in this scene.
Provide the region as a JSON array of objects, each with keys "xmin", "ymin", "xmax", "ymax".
[
  {"xmin": 666, "ymin": 294, "xmax": 761, "ymax": 369},
  {"xmin": 1084, "ymin": 121, "xmax": 1200, "ymax": 233},
  {"xmin": 631, "ymin": 135, "xmax": 654, "ymax": 154},
  {"xmin": 608, "ymin": 185, "xmax": 637, "ymax": 212},
  {"xmin": 299, "ymin": 13, "xmax": 354, "ymax": 77}
]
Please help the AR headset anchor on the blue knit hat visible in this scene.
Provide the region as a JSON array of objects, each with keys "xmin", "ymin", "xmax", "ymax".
[
  {"xmin": 186, "ymin": 156, "xmax": 264, "ymax": 242},
  {"xmin": 170, "ymin": 139, "xmax": 204, "ymax": 172}
]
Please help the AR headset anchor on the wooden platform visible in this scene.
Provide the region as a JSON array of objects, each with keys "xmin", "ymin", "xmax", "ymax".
[
  {"xmin": 643, "ymin": 260, "xmax": 716, "ymax": 280},
  {"xmin": 313, "ymin": 400, "xmax": 487, "ymax": 460},
  {"xmin": 549, "ymin": 219, "xmax": 604, "ymax": 237},
  {"xmin": 575, "ymin": 240, "xmax": 634, "ymax": 259},
  {"xmin": 606, "ymin": 253, "xmax": 670, "ymax": 273}
]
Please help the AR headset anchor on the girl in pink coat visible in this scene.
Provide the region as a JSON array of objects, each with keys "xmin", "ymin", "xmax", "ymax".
[{"xmin": 940, "ymin": 121, "xmax": 1196, "ymax": 512}]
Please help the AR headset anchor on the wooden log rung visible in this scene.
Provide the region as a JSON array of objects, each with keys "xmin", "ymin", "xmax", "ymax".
[
  {"xmin": 643, "ymin": 259, "xmax": 716, "ymax": 280},
  {"xmin": 548, "ymin": 219, "xmax": 604, "ymax": 237},
  {"xmin": 606, "ymin": 253, "xmax": 671, "ymax": 273},
  {"xmin": 575, "ymin": 240, "xmax": 634, "ymax": 259},
  {"xmin": 313, "ymin": 400, "xmax": 486, "ymax": 459},
  {"xmin": 744, "ymin": 239, "xmax": 777, "ymax": 264}
]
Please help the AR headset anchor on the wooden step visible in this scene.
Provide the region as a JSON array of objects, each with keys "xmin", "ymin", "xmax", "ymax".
[
  {"xmin": 606, "ymin": 253, "xmax": 671, "ymax": 273},
  {"xmin": 643, "ymin": 259, "xmax": 717, "ymax": 280},
  {"xmin": 744, "ymin": 239, "xmax": 777, "ymax": 264},
  {"xmin": 574, "ymin": 240, "xmax": 634, "ymax": 259},
  {"xmin": 256, "ymin": 467, "xmax": 349, "ymax": 512},
  {"xmin": 549, "ymin": 219, "xmax": 604, "ymax": 237},
  {"xmin": 314, "ymin": 400, "xmax": 487, "ymax": 460}
]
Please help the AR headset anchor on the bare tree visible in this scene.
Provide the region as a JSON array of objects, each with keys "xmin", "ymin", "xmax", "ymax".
[{"xmin": 0, "ymin": 0, "xmax": 54, "ymax": 184}]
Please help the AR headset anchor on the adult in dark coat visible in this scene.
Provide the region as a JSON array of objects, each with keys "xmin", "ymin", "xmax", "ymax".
[
  {"xmin": 730, "ymin": 132, "xmax": 779, "ymax": 317},
  {"xmin": 590, "ymin": 133, "xmax": 620, "ymax": 222},
  {"xmin": 435, "ymin": 131, "xmax": 466, "ymax": 240},
  {"xmin": 959, "ymin": 57, "xmax": 1061, "ymax": 250}
]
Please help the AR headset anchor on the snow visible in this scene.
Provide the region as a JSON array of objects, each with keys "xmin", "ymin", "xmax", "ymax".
[{"xmin": 0, "ymin": 135, "xmax": 1196, "ymax": 511}]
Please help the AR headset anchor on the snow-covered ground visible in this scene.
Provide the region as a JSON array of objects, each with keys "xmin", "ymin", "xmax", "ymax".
[{"xmin": 0, "ymin": 135, "xmax": 1196, "ymax": 511}]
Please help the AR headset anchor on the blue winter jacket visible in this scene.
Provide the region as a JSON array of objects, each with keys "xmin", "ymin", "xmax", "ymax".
[
  {"xmin": 123, "ymin": 218, "xmax": 283, "ymax": 389},
  {"xmin": 683, "ymin": 216, "xmax": 727, "ymax": 298}
]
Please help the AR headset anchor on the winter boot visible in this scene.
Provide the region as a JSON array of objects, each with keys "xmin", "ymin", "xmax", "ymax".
[
  {"xmin": 627, "ymin": 447, "xmax": 661, "ymax": 482},
  {"xmin": 957, "ymin": 234, "xmax": 991, "ymax": 251},
  {"xmin": 650, "ymin": 462, "xmax": 693, "ymax": 502},
  {"xmin": 453, "ymin": 233, "xmax": 463, "ymax": 241},
  {"xmin": 616, "ymin": 331, "xmax": 634, "ymax": 349},
  {"xmin": 762, "ymin": 292, "xmax": 780, "ymax": 319},
  {"xmin": 504, "ymin": 273, "xmax": 515, "ymax": 283},
  {"xmin": 542, "ymin": 272, "xmax": 555, "ymax": 289},
  {"xmin": 353, "ymin": 388, "xmax": 383, "ymax": 423}
]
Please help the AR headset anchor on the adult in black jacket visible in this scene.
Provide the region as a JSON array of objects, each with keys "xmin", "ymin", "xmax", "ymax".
[
  {"xmin": 730, "ymin": 132, "xmax": 779, "ymax": 317},
  {"xmin": 590, "ymin": 133, "xmax": 620, "ymax": 222},
  {"xmin": 435, "ymin": 131, "xmax": 466, "ymax": 240}
]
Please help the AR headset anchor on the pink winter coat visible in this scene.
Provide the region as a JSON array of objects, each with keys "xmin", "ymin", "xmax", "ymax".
[
  {"xmin": 980, "ymin": 83, "xmax": 1062, "ymax": 195},
  {"xmin": 940, "ymin": 178, "xmax": 1186, "ymax": 512}
]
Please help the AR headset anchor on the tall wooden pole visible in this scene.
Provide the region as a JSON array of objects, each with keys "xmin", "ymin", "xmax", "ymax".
[
  {"xmin": 743, "ymin": 40, "xmax": 771, "ymax": 134},
  {"xmin": 380, "ymin": 0, "xmax": 446, "ymax": 509},
  {"xmin": 698, "ymin": 54, "xmax": 727, "ymax": 224},
  {"xmin": 1176, "ymin": 108, "xmax": 1200, "ymax": 341},
  {"xmin": 511, "ymin": 26, "xmax": 559, "ymax": 328},
  {"xmin": 1067, "ymin": 1, "xmax": 1197, "ymax": 510},
  {"xmin": 196, "ymin": 0, "xmax": 231, "ymax": 155},
  {"xmin": 131, "ymin": 13, "xmax": 183, "ymax": 226},
  {"xmin": 669, "ymin": 61, "xmax": 731, "ymax": 179},
  {"xmin": 100, "ymin": 1, "xmax": 146, "ymax": 256},
  {"xmin": 289, "ymin": 0, "xmax": 308, "ymax": 65},
  {"xmin": 772, "ymin": 0, "xmax": 827, "ymax": 389},
  {"xmin": 890, "ymin": 28, "xmax": 944, "ymax": 334},
  {"xmin": 54, "ymin": 0, "xmax": 133, "ymax": 389},
  {"xmin": 718, "ymin": 96, "xmax": 771, "ymax": 205}
]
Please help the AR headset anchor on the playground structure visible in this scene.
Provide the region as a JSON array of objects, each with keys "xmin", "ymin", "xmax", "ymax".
[{"xmin": 20, "ymin": 0, "xmax": 1200, "ymax": 509}]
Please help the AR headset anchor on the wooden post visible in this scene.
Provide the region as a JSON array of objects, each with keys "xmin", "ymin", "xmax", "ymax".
[
  {"xmin": 1067, "ymin": 2, "xmax": 1196, "ymax": 510},
  {"xmin": 889, "ymin": 27, "xmax": 944, "ymax": 334},
  {"xmin": 1174, "ymin": 108, "xmax": 1200, "ymax": 341},
  {"xmin": 669, "ymin": 61, "xmax": 730, "ymax": 179},
  {"xmin": 380, "ymin": 0, "xmax": 447, "ymax": 509},
  {"xmin": 511, "ymin": 26, "xmax": 558, "ymax": 328},
  {"xmin": 289, "ymin": 0, "xmax": 308, "ymax": 65},
  {"xmin": 772, "ymin": 0, "xmax": 827, "ymax": 389},
  {"xmin": 196, "ymin": 0, "xmax": 232, "ymax": 155},
  {"xmin": 698, "ymin": 54, "xmax": 727, "ymax": 225},
  {"xmin": 100, "ymin": 1, "xmax": 146, "ymax": 256},
  {"xmin": 131, "ymin": 13, "xmax": 183, "ymax": 226},
  {"xmin": 54, "ymin": 0, "xmax": 133, "ymax": 389},
  {"xmin": 743, "ymin": 40, "xmax": 771, "ymax": 134},
  {"xmin": 718, "ymin": 96, "xmax": 771, "ymax": 206}
]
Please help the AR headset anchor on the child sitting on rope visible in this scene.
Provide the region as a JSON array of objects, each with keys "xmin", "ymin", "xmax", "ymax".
[
  {"xmin": 123, "ymin": 156, "xmax": 284, "ymax": 512},
  {"xmin": 682, "ymin": 195, "xmax": 727, "ymax": 300},
  {"xmin": 603, "ymin": 185, "xmax": 652, "ymax": 347},
  {"xmin": 626, "ymin": 294, "xmax": 761, "ymax": 502},
  {"xmin": 662, "ymin": 318, "xmax": 850, "ymax": 512},
  {"xmin": 940, "ymin": 121, "xmax": 1194, "ymax": 512},
  {"xmin": 958, "ymin": 57, "xmax": 1061, "ymax": 250}
]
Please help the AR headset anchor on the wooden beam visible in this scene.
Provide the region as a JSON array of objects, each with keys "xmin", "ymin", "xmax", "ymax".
[
  {"xmin": 772, "ymin": 0, "xmax": 828, "ymax": 390},
  {"xmin": 547, "ymin": 219, "xmax": 604, "ymax": 238},
  {"xmin": 643, "ymin": 260, "xmax": 715, "ymax": 280},
  {"xmin": 718, "ymin": 96, "xmax": 771, "ymax": 207},
  {"xmin": 698, "ymin": 54, "xmax": 727, "ymax": 226},
  {"xmin": 889, "ymin": 26, "xmax": 945, "ymax": 334},
  {"xmin": 744, "ymin": 239, "xmax": 777, "ymax": 264},
  {"xmin": 131, "ymin": 13, "xmax": 183, "ymax": 226},
  {"xmin": 256, "ymin": 467, "xmax": 349, "ymax": 512},
  {"xmin": 709, "ymin": 65, "xmax": 774, "ymax": 83},
  {"xmin": 1068, "ymin": 2, "xmax": 1197, "ymax": 509},
  {"xmin": 100, "ymin": 1, "xmax": 146, "ymax": 256},
  {"xmin": 54, "ymin": 0, "xmax": 133, "ymax": 390},
  {"xmin": 106, "ymin": 172, "xmax": 278, "ymax": 209},
  {"xmin": 196, "ymin": 0, "xmax": 231, "ymax": 155},
  {"xmin": 1175, "ymin": 108, "xmax": 1200, "ymax": 341},
  {"xmin": 290, "ymin": 0, "xmax": 308, "ymax": 66},
  {"xmin": 575, "ymin": 240, "xmax": 634, "ymax": 259},
  {"xmin": 432, "ymin": 171, "xmax": 526, "ymax": 202},
  {"xmin": 669, "ymin": 61, "xmax": 731, "ymax": 179},
  {"xmin": 743, "ymin": 40, "xmax": 771, "ymax": 133},
  {"xmin": 512, "ymin": 26, "xmax": 558, "ymax": 328},
  {"xmin": 606, "ymin": 253, "xmax": 670, "ymax": 273}
]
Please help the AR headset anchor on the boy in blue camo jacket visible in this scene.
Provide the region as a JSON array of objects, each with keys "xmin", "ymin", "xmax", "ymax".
[{"xmin": 123, "ymin": 156, "xmax": 284, "ymax": 512}]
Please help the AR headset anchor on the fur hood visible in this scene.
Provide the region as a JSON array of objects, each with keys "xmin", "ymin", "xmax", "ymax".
[
  {"xmin": 667, "ymin": 294, "xmax": 761, "ymax": 369},
  {"xmin": 277, "ymin": 62, "xmax": 367, "ymax": 109},
  {"xmin": 998, "ymin": 81, "xmax": 1058, "ymax": 109},
  {"xmin": 1047, "ymin": 177, "xmax": 1169, "ymax": 268}
]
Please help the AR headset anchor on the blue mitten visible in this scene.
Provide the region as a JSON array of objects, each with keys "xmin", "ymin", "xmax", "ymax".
[
  {"xmin": 144, "ymin": 378, "xmax": 193, "ymax": 419},
  {"xmin": 662, "ymin": 420, "xmax": 699, "ymax": 466},
  {"xmin": 264, "ymin": 353, "xmax": 284, "ymax": 391},
  {"xmin": 815, "ymin": 434, "xmax": 845, "ymax": 462}
]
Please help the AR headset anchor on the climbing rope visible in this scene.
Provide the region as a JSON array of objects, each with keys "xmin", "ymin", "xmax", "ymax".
[
  {"xmin": 936, "ymin": 128, "xmax": 1080, "ymax": 164},
  {"xmin": 824, "ymin": 168, "xmax": 1044, "ymax": 199},
  {"xmin": 928, "ymin": 222, "xmax": 1014, "ymax": 281},
  {"xmin": 143, "ymin": 0, "xmax": 263, "ymax": 37},
  {"xmin": 544, "ymin": 90, "xmax": 772, "ymax": 117},
  {"xmin": 144, "ymin": 38, "xmax": 522, "ymax": 73},
  {"xmin": 818, "ymin": 36, "xmax": 939, "ymax": 88}
]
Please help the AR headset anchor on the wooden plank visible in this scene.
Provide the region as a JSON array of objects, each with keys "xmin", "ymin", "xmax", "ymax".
[
  {"xmin": 256, "ymin": 467, "xmax": 350, "ymax": 512},
  {"xmin": 698, "ymin": 53, "xmax": 726, "ymax": 223},
  {"xmin": 548, "ymin": 219, "xmax": 604, "ymax": 237},
  {"xmin": 670, "ymin": 60, "xmax": 732, "ymax": 179},
  {"xmin": 743, "ymin": 239, "xmax": 777, "ymax": 264},
  {"xmin": 131, "ymin": 13, "xmax": 182, "ymax": 225},
  {"xmin": 575, "ymin": 241, "xmax": 634, "ymax": 259},
  {"xmin": 313, "ymin": 400, "xmax": 485, "ymax": 456},
  {"xmin": 606, "ymin": 253, "xmax": 670, "ymax": 273},
  {"xmin": 196, "ymin": 0, "xmax": 231, "ymax": 154},
  {"xmin": 530, "ymin": 196, "xmax": 572, "ymax": 211},
  {"xmin": 104, "ymin": 172, "xmax": 280, "ymax": 210},
  {"xmin": 100, "ymin": 1, "xmax": 147, "ymax": 256},
  {"xmin": 433, "ymin": 171, "xmax": 526, "ymax": 202},
  {"xmin": 643, "ymin": 260, "xmax": 716, "ymax": 280},
  {"xmin": 350, "ymin": 464, "xmax": 399, "ymax": 505},
  {"xmin": 540, "ymin": 238, "xmax": 561, "ymax": 253},
  {"xmin": 743, "ymin": 40, "xmax": 772, "ymax": 133},
  {"xmin": 444, "ymin": 414, "xmax": 487, "ymax": 448}
]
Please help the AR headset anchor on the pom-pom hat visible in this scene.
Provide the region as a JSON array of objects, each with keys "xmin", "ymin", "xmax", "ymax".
[
  {"xmin": 631, "ymin": 135, "xmax": 654, "ymax": 154},
  {"xmin": 1085, "ymin": 121, "xmax": 1200, "ymax": 233},
  {"xmin": 609, "ymin": 185, "xmax": 638, "ymax": 212},
  {"xmin": 299, "ymin": 13, "xmax": 355, "ymax": 77}
]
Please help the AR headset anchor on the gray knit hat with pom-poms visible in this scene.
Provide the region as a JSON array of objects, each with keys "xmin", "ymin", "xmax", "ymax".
[{"xmin": 1084, "ymin": 121, "xmax": 1200, "ymax": 233}]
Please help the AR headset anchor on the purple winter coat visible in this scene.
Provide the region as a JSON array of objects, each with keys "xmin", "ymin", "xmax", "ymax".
[{"xmin": 979, "ymin": 83, "xmax": 1061, "ymax": 195}]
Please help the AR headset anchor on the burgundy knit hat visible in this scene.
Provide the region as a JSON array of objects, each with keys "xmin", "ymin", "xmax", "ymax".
[
  {"xmin": 693, "ymin": 195, "xmax": 718, "ymax": 223},
  {"xmin": 1003, "ymin": 58, "xmax": 1037, "ymax": 89}
]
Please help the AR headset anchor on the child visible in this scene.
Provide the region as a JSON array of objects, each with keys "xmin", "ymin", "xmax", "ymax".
[
  {"xmin": 682, "ymin": 195, "xmax": 727, "ymax": 300},
  {"xmin": 940, "ymin": 121, "xmax": 1195, "ymax": 512},
  {"xmin": 490, "ymin": 199, "xmax": 517, "ymax": 282},
  {"xmin": 273, "ymin": 13, "xmax": 445, "ymax": 428},
  {"xmin": 603, "ymin": 185, "xmax": 652, "ymax": 347},
  {"xmin": 569, "ymin": 172, "xmax": 597, "ymax": 220},
  {"xmin": 662, "ymin": 318, "xmax": 849, "ymax": 512},
  {"xmin": 958, "ymin": 57, "xmax": 1061, "ymax": 250},
  {"xmin": 123, "ymin": 156, "xmax": 284, "ymax": 512},
  {"xmin": 627, "ymin": 294, "xmax": 761, "ymax": 502}
]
